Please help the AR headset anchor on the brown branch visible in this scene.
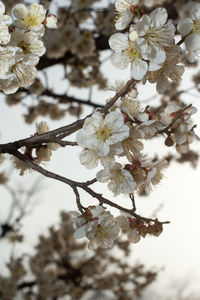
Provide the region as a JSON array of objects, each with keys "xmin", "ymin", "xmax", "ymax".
[
  {"xmin": 0, "ymin": 78, "xmax": 135, "ymax": 154},
  {"xmin": 158, "ymin": 104, "xmax": 192, "ymax": 135},
  {"xmin": 10, "ymin": 150, "xmax": 169, "ymax": 224}
]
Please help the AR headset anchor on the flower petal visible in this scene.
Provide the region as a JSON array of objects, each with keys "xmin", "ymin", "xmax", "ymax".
[
  {"xmin": 111, "ymin": 52, "xmax": 130, "ymax": 69},
  {"xmin": 0, "ymin": 1, "xmax": 5, "ymax": 16},
  {"xmin": 109, "ymin": 33, "xmax": 129, "ymax": 51},
  {"xmin": 150, "ymin": 8, "xmax": 168, "ymax": 27},
  {"xmin": 177, "ymin": 18, "xmax": 193, "ymax": 35},
  {"xmin": 115, "ymin": 9, "xmax": 132, "ymax": 30},
  {"xmin": 131, "ymin": 59, "xmax": 148, "ymax": 80},
  {"xmin": 13, "ymin": 4, "xmax": 28, "ymax": 19}
]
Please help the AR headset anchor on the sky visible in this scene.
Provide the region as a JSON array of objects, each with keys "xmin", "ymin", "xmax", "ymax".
[{"xmin": 1, "ymin": 0, "xmax": 200, "ymax": 297}]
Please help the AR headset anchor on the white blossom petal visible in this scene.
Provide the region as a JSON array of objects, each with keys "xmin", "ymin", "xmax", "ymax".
[
  {"xmin": 13, "ymin": 4, "xmax": 28, "ymax": 19},
  {"xmin": 109, "ymin": 33, "xmax": 129, "ymax": 51},
  {"xmin": 177, "ymin": 18, "xmax": 193, "ymax": 35},
  {"xmin": 150, "ymin": 8, "xmax": 168, "ymax": 27},
  {"xmin": 115, "ymin": 9, "xmax": 132, "ymax": 30},
  {"xmin": 131, "ymin": 59, "xmax": 148, "ymax": 80},
  {"xmin": 0, "ymin": 1, "xmax": 5, "ymax": 16},
  {"xmin": 111, "ymin": 52, "xmax": 130, "ymax": 69}
]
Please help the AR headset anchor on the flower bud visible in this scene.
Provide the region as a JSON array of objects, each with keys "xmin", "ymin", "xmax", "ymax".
[
  {"xmin": 44, "ymin": 14, "xmax": 57, "ymax": 29},
  {"xmin": 165, "ymin": 135, "xmax": 174, "ymax": 147}
]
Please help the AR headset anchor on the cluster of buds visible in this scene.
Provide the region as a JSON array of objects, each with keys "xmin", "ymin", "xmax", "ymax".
[
  {"xmin": 12, "ymin": 121, "xmax": 59, "ymax": 175},
  {"xmin": 116, "ymin": 214, "xmax": 163, "ymax": 244},
  {"xmin": 72, "ymin": 206, "xmax": 163, "ymax": 249}
]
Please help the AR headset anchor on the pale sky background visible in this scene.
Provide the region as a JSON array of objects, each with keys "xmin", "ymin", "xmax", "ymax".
[{"xmin": 1, "ymin": 0, "xmax": 200, "ymax": 298}]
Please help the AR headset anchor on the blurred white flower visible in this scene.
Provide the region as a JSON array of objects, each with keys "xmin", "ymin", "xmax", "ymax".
[
  {"xmin": 79, "ymin": 143, "xmax": 122, "ymax": 169},
  {"xmin": 96, "ymin": 162, "xmax": 136, "ymax": 196},
  {"xmin": 76, "ymin": 110, "xmax": 129, "ymax": 156},
  {"xmin": 0, "ymin": 1, "xmax": 12, "ymax": 45},
  {"xmin": 178, "ymin": 2, "xmax": 200, "ymax": 62},
  {"xmin": 160, "ymin": 103, "xmax": 197, "ymax": 126},
  {"xmin": 160, "ymin": 103, "xmax": 197, "ymax": 153},
  {"xmin": 114, "ymin": 0, "xmax": 138, "ymax": 30},
  {"xmin": 146, "ymin": 45, "xmax": 185, "ymax": 94},
  {"xmin": 36, "ymin": 121, "xmax": 59, "ymax": 151}
]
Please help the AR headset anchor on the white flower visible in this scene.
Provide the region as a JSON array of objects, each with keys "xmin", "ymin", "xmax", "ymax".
[
  {"xmin": 79, "ymin": 143, "xmax": 122, "ymax": 169},
  {"xmin": 178, "ymin": 3, "xmax": 200, "ymax": 62},
  {"xmin": 177, "ymin": 1, "xmax": 197, "ymax": 19},
  {"xmin": 109, "ymin": 32, "xmax": 149, "ymax": 80},
  {"xmin": 71, "ymin": 206, "xmax": 112, "ymax": 239},
  {"xmin": 71, "ymin": 206, "xmax": 120, "ymax": 249},
  {"xmin": 13, "ymin": 3, "xmax": 46, "ymax": 32},
  {"xmin": 136, "ymin": 8, "xmax": 175, "ymax": 68},
  {"xmin": 160, "ymin": 103, "xmax": 197, "ymax": 153},
  {"xmin": 11, "ymin": 30, "xmax": 46, "ymax": 57},
  {"xmin": 160, "ymin": 103, "xmax": 197, "ymax": 126},
  {"xmin": 116, "ymin": 215, "xmax": 140, "ymax": 243},
  {"xmin": 121, "ymin": 129, "xmax": 144, "ymax": 162},
  {"xmin": 137, "ymin": 120, "xmax": 161, "ymax": 139},
  {"xmin": 87, "ymin": 217, "xmax": 120, "ymax": 250},
  {"xmin": 108, "ymin": 80, "xmax": 138, "ymax": 98},
  {"xmin": 125, "ymin": 157, "xmax": 168, "ymax": 195},
  {"xmin": 96, "ymin": 162, "xmax": 136, "ymax": 196},
  {"xmin": 76, "ymin": 110, "xmax": 129, "ymax": 156},
  {"xmin": 147, "ymin": 46, "xmax": 185, "ymax": 94},
  {"xmin": 118, "ymin": 97, "xmax": 148, "ymax": 122},
  {"xmin": 44, "ymin": 14, "xmax": 57, "ymax": 29},
  {"xmin": 0, "ymin": 48, "xmax": 39, "ymax": 94},
  {"xmin": 114, "ymin": 0, "xmax": 138, "ymax": 30},
  {"xmin": 0, "ymin": 1, "xmax": 12, "ymax": 45}
]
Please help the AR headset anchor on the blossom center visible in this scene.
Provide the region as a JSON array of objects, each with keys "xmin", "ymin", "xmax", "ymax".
[
  {"xmin": 95, "ymin": 224, "xmax": 108, "ymax": 239},
  {"xmin": 124, "ymin": 43, "xmax": 141, "ymax": 61},
  {"xmin": 24, "ymin": 15, "xmax": 41, "ymax": 27},
  {"xmin": 17, "ymin": 41, "xmax": 30, "ymax": 54},
  {"xmin": 96, "ymin": 126, "xmax": 112, "ymax": 141},
  {"xmin": 192, "ymin": 19, "xmax": 200, "ymax": 34}
]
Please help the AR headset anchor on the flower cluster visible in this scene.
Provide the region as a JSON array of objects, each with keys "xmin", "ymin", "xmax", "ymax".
[
  {"xmin": 109, "ymin": 0, "xmax": 200, "ymax": 92},
  {"xmin": 74, "ymin": 78, "xmax": 197, "ymax": 248},
  {"xmin": 72, "ymin": 205, "xmax": 163, "ymax": 249},
  {"xmin": 0, "ymin": 1, "xmax": 57, "ymax": 94},
  {"xmin": 116, "ymin": 213, "xmax": 163, "ymax": 243},
  {"xmin": 77, "ymin": 85, "xmax": 197, "ymax": 197},
  {"xmin": 109, "ymin": 5, "xmax": 176, "ymax": 84},
  {"xmin": 0, "ymin": 210, "xmax": 157, "ymax": 300},
  {"xmin": 178, "ymin": 1, "xmax": 200, "ymax": 62},
  {"xmin": 71, "ymin": 206, "xmax": 120, "ymax": 250},
  {"xmin": 0, "ymin": 0, "xmax": 198, "ymax": 253},
  {"xmin": 160, "ymin": 103, "xmax": 197, "ymax": 153}
]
